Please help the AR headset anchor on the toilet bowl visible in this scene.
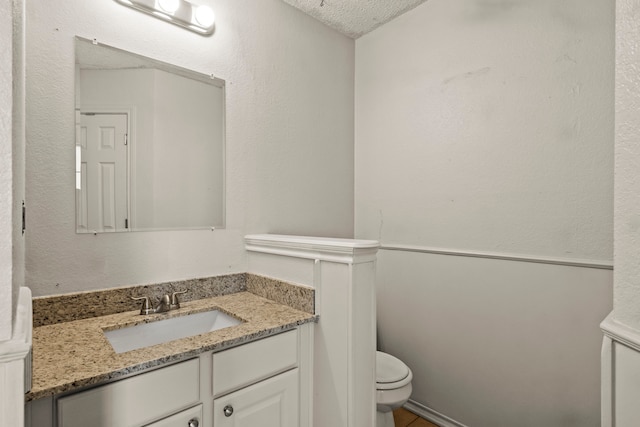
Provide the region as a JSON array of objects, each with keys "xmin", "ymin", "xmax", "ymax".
[{"xmin": 376, "ymin": 351, "xmax": 413, "ymax": 427}]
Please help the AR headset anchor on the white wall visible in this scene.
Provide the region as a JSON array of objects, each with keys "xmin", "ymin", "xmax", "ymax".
[
  {"xmin": 0, "ymin": 0, "xmax": 15, "ymax": 341},
  {"xmin": 598, "ymin": 4, "xmax": 640, "ymax": 425},
  {"xmin": 356, "ymin": 0, "xmax": 613, "ymax": 259},
  {"xmin": 377, "ymin": 251, "xmax": 611, "ymax": 427},
  {"xmin": 12, "ymin": 0, "xmax": 25, "ymax": 340},
  {"xmin": 1, "ymin": 0, "xmax": 25, "ymax": 342},
  {"xmin": 615, "ymin": 0, "xmax": 640, "ymax": 331},
  {"xmin": 26, "ymin": 0, "xmax": 355, "ymax": 296},
  {"xmin": 355, "ymin": 1, "xmax": 614, "ymax": 426}
]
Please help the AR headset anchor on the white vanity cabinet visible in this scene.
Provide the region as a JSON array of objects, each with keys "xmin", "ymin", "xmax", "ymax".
[
  {"xmin": 26, "ymin": 325, "xmax": 313, "ymax": 427},
  {"xmin": 212, "ymin": 330, "xmax": 299, "ymax": 427},
  {"xmin": 57, "ymin": 358, "xmax": 201, "ymax": 427}
]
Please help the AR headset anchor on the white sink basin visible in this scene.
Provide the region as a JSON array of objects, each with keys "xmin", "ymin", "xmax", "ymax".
[{"xmin": 104, "ymin": 309, "xmax": 242, "ymax": 354}]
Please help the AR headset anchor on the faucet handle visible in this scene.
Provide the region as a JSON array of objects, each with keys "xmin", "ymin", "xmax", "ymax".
[
  {"xmin": 170, "ymin": 290, "xmax": 188, "ymax": 309},
  {"xmin": 131, "ymin": 296, "xmax": 154, "ymax": 315}
]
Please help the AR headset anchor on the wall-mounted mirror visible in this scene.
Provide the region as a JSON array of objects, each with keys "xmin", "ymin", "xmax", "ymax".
[{"xmin": 74, "ymin": 37, "xmax": 225, "ymax": 233}]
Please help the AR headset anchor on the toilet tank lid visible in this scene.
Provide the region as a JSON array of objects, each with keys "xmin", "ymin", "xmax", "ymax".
[{"xmin": 376, "ymin": 351, "xmax": 410, "ymax": 384}]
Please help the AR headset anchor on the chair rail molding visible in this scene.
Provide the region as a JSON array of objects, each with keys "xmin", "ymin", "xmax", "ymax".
[
  {"xmin": 245, "ymin": 234, "xmax": 379, "ymax": 264},
  {"xmin": 379, "ymin": 242, "xmax": 613, "ymax": 270}
]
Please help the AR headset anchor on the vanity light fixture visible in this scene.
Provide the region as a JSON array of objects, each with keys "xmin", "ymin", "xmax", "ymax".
[{"xmin": 114, "ymin": 0, "xmax": 215, "ymax": 35}]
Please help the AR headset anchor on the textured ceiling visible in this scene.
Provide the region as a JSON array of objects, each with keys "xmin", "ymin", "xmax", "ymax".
[{"xmin": 281, "ymin": 0, "xmax": 428, "ymax": 39}]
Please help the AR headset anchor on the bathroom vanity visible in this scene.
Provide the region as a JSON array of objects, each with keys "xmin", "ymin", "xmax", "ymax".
[
  {"xmin": 25, "ymin": 282, "xmax": 315, "ymax": 427},
  {"xmin": 57, "ymin": 329, "xmax": 303, "ymax": 427},
  {"xmin": 26, "ymin": 234, "xmax": 379, "ymax": 427}
]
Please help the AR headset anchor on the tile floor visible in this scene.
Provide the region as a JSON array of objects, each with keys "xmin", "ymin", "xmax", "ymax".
[{"xmin": 393, "ymin": 407, "xmax": 440, "ymax": 427}]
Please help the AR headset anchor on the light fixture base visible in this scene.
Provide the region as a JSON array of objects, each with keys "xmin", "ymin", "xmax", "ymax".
[{"xmin": 114, "ymin": 0, "xmax": 215, "ymax": 36}]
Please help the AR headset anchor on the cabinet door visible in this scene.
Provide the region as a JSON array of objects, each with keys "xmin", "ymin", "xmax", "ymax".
[
  {"xmin": 213, "ymin": 369, "xmax": 298, "ymax": 427},
  {"xmin": 144, "ymin": 404, "xmax": 202, "ymax": 427}
]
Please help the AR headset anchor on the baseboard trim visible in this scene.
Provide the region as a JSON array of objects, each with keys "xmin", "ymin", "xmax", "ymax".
[{"xmin": 404, "ymin": 399, "xmax": 468, "ymax": 427}]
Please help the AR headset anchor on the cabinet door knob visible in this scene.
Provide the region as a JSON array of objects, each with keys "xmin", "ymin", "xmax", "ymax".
[
  {"xmin": 187, "ymin": 418, "xmax": 199, "ymax": 427},
  {"xmin": 223, "ymin": 405, "xmax": 234, "ymax": 417}
]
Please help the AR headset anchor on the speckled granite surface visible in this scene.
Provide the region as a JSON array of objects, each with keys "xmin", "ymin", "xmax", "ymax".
[
  {"xmin": 32, "ymin": 274, "xmax": 247, "ymax": 327},
  {"xmin": 247, "ymin": 274, "xmax": 314, "ymax": 314},
  {"xmin": 28, "ymin": 274, "xmax": 317, "ymax": 401},
  {"xmin": 28, "ymin": 291, "xmax": 316, "ymax": 401}
]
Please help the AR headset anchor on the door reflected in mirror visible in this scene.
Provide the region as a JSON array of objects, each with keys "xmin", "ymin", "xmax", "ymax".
[{"xmin": 75, "ymin": 37, "xmax": 225, "ymax": 233}]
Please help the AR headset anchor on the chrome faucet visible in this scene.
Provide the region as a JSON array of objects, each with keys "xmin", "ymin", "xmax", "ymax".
[
  {"xmin": 154, "ymin": 294, "xmax": 172, "ymax": 313},
  {"xmin": 131, "ymin": 290, "xmax": 188, "ymax": 315}
]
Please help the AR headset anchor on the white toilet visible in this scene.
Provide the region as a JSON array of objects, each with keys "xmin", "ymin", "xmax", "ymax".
[{"xmin": 376, "ymin": 351, "xmax": 413, "ymax": 427}]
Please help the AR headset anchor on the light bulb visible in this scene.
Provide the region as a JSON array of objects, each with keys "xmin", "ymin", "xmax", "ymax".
[
  {"xmin": 194, "ymin": 5, "xmax": 215, "ymax": 28},
  {"xmin": 157, "ymin": 0, "xmax": 180, "ymax": 14}
]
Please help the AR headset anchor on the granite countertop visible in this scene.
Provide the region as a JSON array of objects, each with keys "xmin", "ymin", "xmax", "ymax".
[{"xmin": 28, "ymin": 290, "xmax": 316, "ymax": 401}]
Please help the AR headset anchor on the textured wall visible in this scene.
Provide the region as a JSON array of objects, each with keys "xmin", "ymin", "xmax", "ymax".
[
  {"xmin": 355, "ymin": 1, "xmax": 614, "ymax": 426},
  {"xmin": 26, "ymin": 0, "xmax": 355, "ymax": 296},
  {"xmin": 12, "ymin": 0, "xmax": 25, "ymax": 338},
  {"xmin": 281, "ymin": 0, "xmax": 426, "ymax": 38},
  {"xmin": 614, "ymin": 0, "xmax": 640, "ymax": 331},
  {"xmin": 0, "ymin": 0, "xmax": 25, "ymax": 341},
  {"xmin": 0, "ymin": 0, "xmax": 14, "ymax": 341},
  {"xmin": 356, "ymin": 0, "xmax": 613, "ymax": 261}
]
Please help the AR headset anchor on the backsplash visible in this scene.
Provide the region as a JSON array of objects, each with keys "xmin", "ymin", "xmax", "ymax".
[
  {"xmin": 32, "ymin": 273, "xmax": 314, "ymax": 327},
  {"xmin": 246, "ymin": 274, "xmax": 314, "ymax": 314}
]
